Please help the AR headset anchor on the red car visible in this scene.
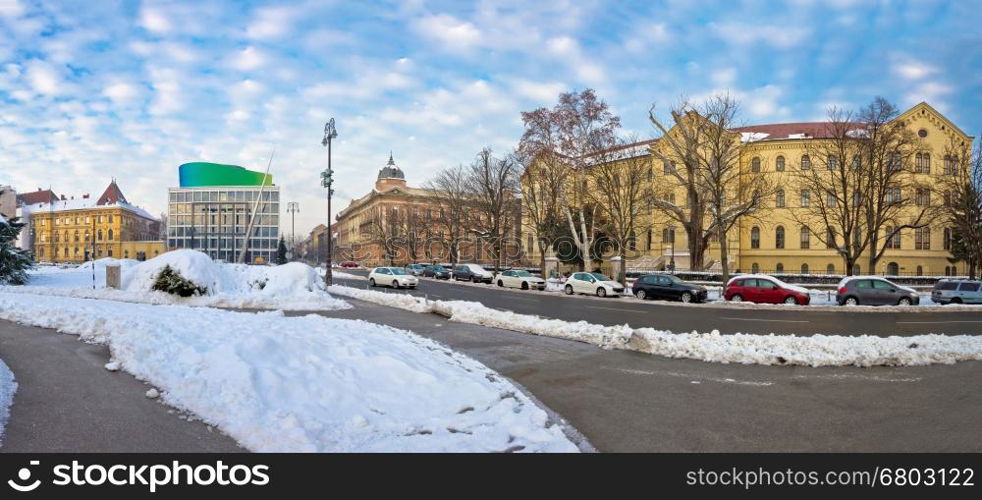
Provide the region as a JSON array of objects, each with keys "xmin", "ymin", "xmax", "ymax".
[
  {"xmin": 339, "ymin": 261, "xmax": 360, "ymax": 268},
  {"xmin": 723, "ymin": 275, "xmax": 810, "ymax": 305}
]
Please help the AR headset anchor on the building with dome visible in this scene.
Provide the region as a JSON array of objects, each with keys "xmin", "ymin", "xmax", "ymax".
[{"xmin": 330, "ymin": 153, "xmax": 512, "ymax": 267}]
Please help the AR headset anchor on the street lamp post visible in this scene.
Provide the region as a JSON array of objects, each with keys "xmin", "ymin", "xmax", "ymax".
[
  {"xmin": 321, "ymin": 118, "xmax": 338, "ymax": 286},
  {"xmin": 286, "ymin": 202, "xmax": 299, "ymax": 260}
]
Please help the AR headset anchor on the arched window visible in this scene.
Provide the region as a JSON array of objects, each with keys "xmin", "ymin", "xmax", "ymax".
[
  {"xmin": 108, "ymin": 229, "xmax": 114, "ymax": 241},
  {"xmin": 775, "ymin": 189, "xmax": 785, "ymax": 208},
  {"xmin": 944, "ymin": 227, "xmax": 952, "ymax": 250},
  {"xmin": 915, "ymin": 227, "xmax": 931, "ymax": 250},
  {"xmin": 887, "ymin": 262, "xmax": 899, "ymax": 276},
  {"xmin": 776, "ymin": 263, "xmax": 784, "ymax": 273},
  {"xmin": 827, "ymin": 155, "xmax": 837, "ymax": 170},
  {"xmin": 853, "ymin": 263, "xmax": 861, "ymax": 275},
  {"xmin": 750, "ymin": 226, "xmax": 761, "ymax": 249},
  {"xmin": 751, "ymin": 263, "xmax": 760, "ymax": 274},
  {"xmin": 776, "ymin": 155, "xmax": 785, "ymax": 171},
  {"xmin": 751, "ymin": 157, "xmax": 761, "ymax": 172},
  {"xmin": 916, "ymin": 152, "xmax": 931, "ymax": 173},
  {"xmin": 800, "ymin": 189, "xmax": 810, "ymax": 207},
  {"xmin": 73, "ymin": 231, "xmax": 79, "ymax": 242},
  {"xmin": 826, "ymin": 263, "xmax": 835, "ymax": 275},
  {"xmin": 852, "ymin": 154, "xmax": 861, "ymax": 169},
  {"xmin": 801, "ymin": 263, "xmax": 809, "ymax": 274},
  {"xmin": 945, "ymin": 266, "xmax": 951, "ymax": 276},
  {"xmin": 646, "ymin": 229, "xmax": 652, "ymax": 251},
  {"xmin": 800, "ymin": 155, "xmax": 811, "ymax": 170},
  {"xmin": 952, "ymin": 265, "xmax": 958, "ymax": 276},
  {"xmin": 775, "ymin": 226, "xmax": 785, "ymax": 249},
  {"xmin": 800, "ymin": 226, "xmax": 810, "ymax": 249},
  {"xmin": 944, "ymin": 155, "xmax": 956, "ymax": 175},
  {"xmin": 97, "ymin": 229, "xmax": 103, "ymax": 241},
  {"xmin": 916, "ymin": 265, "xmax": 923, "ymax": 276}
]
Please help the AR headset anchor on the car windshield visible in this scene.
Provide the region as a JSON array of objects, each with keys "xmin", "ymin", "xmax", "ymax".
[
  {"xmin": 590, "ymin": 273, "xmax": 609, "ymax": 281},
  {"xmin": 512, "ymin": 270, "xmax": 532, "ymax": 277},
  {"xmin": 666, "ymin": 275, "xmax": 683, "ymax": 284},
  {"xmin": 389, "ymin": 268, "xmax": 408, "ymax": 275},
  {"xmin": 430, "ymin": 266, "xmax": 446, "ymax": 271}
]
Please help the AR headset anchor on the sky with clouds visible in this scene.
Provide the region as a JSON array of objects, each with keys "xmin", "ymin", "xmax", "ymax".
[{"xmin": 0, "ymin": 0, "xmax": 979, "ymax": 235}]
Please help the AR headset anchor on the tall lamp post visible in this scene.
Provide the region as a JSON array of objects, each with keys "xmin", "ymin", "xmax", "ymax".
[
  {"xmin": 286, "ymin": 202, "xmax": 299, "ymax": 260},
  {"xmin": 321, "ymin": 118, "xmax": 338, "ymax": 286}
]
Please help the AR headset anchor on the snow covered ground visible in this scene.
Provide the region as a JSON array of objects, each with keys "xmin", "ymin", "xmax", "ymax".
[
  {"xmin": 7, "ymin": 251, "xmax": 350, "ymax": 311},
  {"xmin": 328, "ymin": 285, "xmax": 982, "ymax": 367},
  {"xmin": 0, "ymin": 357, "xmax": 14, "ymax": 446},
  {"xmin": 0, "ymin": 292, "xmax": 578, "ymax": 452}
]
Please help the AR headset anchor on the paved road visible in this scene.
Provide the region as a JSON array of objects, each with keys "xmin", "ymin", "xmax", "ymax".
[
  {"xmin": 335, "ymin": 270, "xmax": 982, "ymax": 335},
  {"xmin": 0, "ymin": 320, "xmax": 242, "ymax": 452},
  {"xmin": 312, "ymin": 298, "xmax": 982, "ymax": 452}
]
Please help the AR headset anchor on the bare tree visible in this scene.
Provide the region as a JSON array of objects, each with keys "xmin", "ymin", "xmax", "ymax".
[
  {"xmin": 520, "ymin": 89, "xmax": 620, "ymax": 270},
  {"xmin": 366, "ymin": 205, "xmax": 402, "ymax": 266},
  {"xmin": 466, "ymin": 148, "xmax": 521, "ymax": 272},
  {"xmin": 425, "ymin": 165, "xmax": 471, "ymax": 268},
  {"xmin": 583, "ymin": 138, "xmax": 655, "ymax": 284},
  {"xmin": 648, "ymin": 95, "xmax": 769, "ymax": 275},
  {"xmin": 940, "ymin": 137, "xmax": 982, "ymax": 278},
  {"xmin": 515, "ymin": 147, "xmax": 566, "ymax": 273},
  {"xmin": 400, "ymin": 205, "xmax": 427, "ymax": 264}
]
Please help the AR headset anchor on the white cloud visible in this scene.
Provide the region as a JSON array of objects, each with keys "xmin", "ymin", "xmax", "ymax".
[
  {"xmin": 25, "ymin": 59, "xmax": 62, "ymax": 96},
  {"xmin": 230, "ymin": 46, "xmax": 265, "ymax": 71},
  {"xmin": 507, "ymin": 78, "xmax": 565, "ymax": 103},
  {"xmin": 103, "ymin": 82, "xmax": 140, "ymax": 104},
  {"xmin": 139, "ymin": 7, "xmax": 171, "ymax": 34},
  {"xmin": 546, "ymin": 36, "xmax": 605, "ymax": 86},
  {"xmin": 0, "ymin": 0, "xmax": 24, "ymax": 17},
  {"xmin": 894, "ymin": 60, "xmax": 937, "ymax": 80},
  {"xmin": 413, "ymin": 14, "xmax": 481, "ymax": 51},
  {"xmin": 711, "ymin": 23, "xmax": 810, "ymax": 49},
  {"xmin": 246, "ymin": 5, "xmax": 298, "ymax": 39}
]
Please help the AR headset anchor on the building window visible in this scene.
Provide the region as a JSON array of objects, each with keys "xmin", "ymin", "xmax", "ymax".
[
  {"xmin": 800, "ymin": 263, "xmax": 809, "ymax": 274},
  {"xmin": 800, "ymin": 155, "xmax": 811, "ymax": 170},
  {"xmin": 750, "ymin": 226, "xmax": 760, "ymax": 249},
  {"xmin": 915, "ymin": 188, "xmax": 931, "ymax": 206},
  {"xmin": 826, "ymin": 263, "xmax": 835, "ymax": 275},
  {"xmin": 775, "ymin": 226, "xmax": 785, "ymax": 249},
  {"xmin": 776, "ymin": 155, "xmax": 785, "ymax": 171},
  {"xmin": 915, "ymin": 227, "xmax": 931, "ymax": 250},
  {"xmin": 662, "ymin": 227, "xmax": 675, "ymax": 243},
  {"xmin": 751, "ymin": 263, "xmax": 760, "ymax": 274},
  {"xmin": 775, "ymin": 189, "xmax": 785, "ymax": 208},
  {"xmin": 885, "ymin": 226, "xmax": 901, "ymax": 249},
  {"xmin": 800, "ymin": 226, "xmax": 810, "ymax": 249},
  {"xmin": 108, "ymin": 229, "xmax": 114, "ymax": 241},
  {"xmin": 663, "ymin": 160, "xmax": 675, "ymax": 174},
  {"xmin": 827, "ymin": 155, "xmax": 837, "ymax": 170},
  {"xmin": 943, "ymin": 227, "xmax": 953, "ymax": 250},
  {"xmin": 887, "ymin": 152, "xmax": 901, "ymax": 171},
  {"xmin": 944, "ymin": 155, "xmax": 956, "ymax": 175},
  {"xmin": 646, "ymin": 229, "xmax": 653, "ymax": 251},
  {"xmin": 776, "ymin": 263, "xmax": 784, "ymax": 273},
  {"xmin": 915, "ymin": 152, "xmax": 931, "ymax": 173},
  {"xmin": 916, "ymin": 265, "xmax": 923, "ymax": 276},
  {"xmin": 852, "ymin": 155, "xmax": 861, "ymax": 169},
  {"xmin": 751, "ymin": 157, "xmax": 761, "ymax": 172},
  {"xmin": 800, "ymin": 189, "xmax": 810, "ymax": 207},
  {"xmin": 886, "ymin": 187, "xmax": 902, "ymax": 204},
  {"xmin": 887, "ymin": 262, "xmax": 899, "ymax": 276}
]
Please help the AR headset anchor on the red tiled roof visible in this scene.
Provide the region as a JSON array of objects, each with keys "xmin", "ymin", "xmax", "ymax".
[
  {"xmin": 17, "ymin": 189, "xmax": 59, "ymax": 206},
  {"xmin": 730, "ymin": 122, "xmax": 864, "ymax": 140},
  {"xmin": 96, "ymin": 180, "xmax": 128, "ymax": 206}
]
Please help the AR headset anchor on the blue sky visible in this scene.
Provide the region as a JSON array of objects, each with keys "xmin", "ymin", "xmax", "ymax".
[{"xmin": 0, "ymin": 0, "xmax": 979, "ymax": 235}]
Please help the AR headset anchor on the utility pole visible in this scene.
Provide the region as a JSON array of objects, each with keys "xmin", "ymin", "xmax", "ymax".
[
  {"xmin": 321, "ymin": 118, "xmax": 338, "ymax": 286},
  {"xmin": 287, "ymin": 202, "xmax": 299, "ymax": 260}
]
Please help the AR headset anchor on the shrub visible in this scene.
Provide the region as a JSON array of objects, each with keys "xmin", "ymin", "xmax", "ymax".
[{"xmin": 151, "ymin": 265, "xmax": 207, "ymax": 297}]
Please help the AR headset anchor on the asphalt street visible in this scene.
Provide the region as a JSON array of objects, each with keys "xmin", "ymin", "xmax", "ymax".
[
  {"xmin": 0, "ymin": 320, "xmax": 242, "ymax": 452},
  {"xmin": 335, "ymin": 270, "xmax": 982, "ymax": 336},
  {"xmin": 311, "ymin": 298, "xmax": 982, "ymax": 452}
]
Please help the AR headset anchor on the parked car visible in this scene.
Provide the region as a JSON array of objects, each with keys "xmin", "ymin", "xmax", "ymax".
[
  {"xmin": 632, "ymin": 273, "xmax": 708, "ymax": 303},
  {"xmin": 422, "ymin": 265, "xmax": 451, "ymax": 279},
  {"xmin": 339, "ymin": 261, "xmax": 360, "ymax": 268},
  {"xmin": 563, "ymin": 272, "xmax": 624, "ymax": 297},
  {"xmin": 836, "ymin": 276, "xmax": 919, "ymax": 306},
  {"xmin": 724, "ymin": 274, "xmax": 810, "ymax": 305},
  {"xmin": 368, "ymin": 267, "xmax": 418, "ymax": 289},
  {"xmin": 932, "ymin": 279, "xmax": 982, "ymax": 305},
  {"xmin": 453, "ymin": 264, "xmax": 494, "ymax": 283},
  {"xmin": 405, "ymin": 263, "xmax": 427, "ymax": 276},
  {"xmin": 495, "ymin": 269, "xmax": 546, "ymax": 290}
]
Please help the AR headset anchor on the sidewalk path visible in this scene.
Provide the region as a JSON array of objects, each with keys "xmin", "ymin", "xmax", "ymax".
[{"xmin": 0, "ymin": 319, "xmax": 242, "ymax": 452}]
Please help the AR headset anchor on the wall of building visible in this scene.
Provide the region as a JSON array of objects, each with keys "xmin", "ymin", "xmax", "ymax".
[{"xmin": 33, "ymin": 206, "xmax": 160, "ymax": 263}]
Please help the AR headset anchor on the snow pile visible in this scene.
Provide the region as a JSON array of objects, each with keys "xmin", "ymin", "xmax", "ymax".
[
  {"xmin": 13, "ymin": 250, "xmax": 350, "ymax": 311},
  {"xmin": 328, "ymin": 285, "xmax": 982, "ymax": 367},
  {"xmin": 0, "ymin": 358, "xmax": 15, "ymax": 446},
  {"xmin": 0, "ymin": 292, "xmax": 578, "ymax": 452}
]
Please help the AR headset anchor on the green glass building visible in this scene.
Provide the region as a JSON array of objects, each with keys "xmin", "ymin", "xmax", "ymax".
[{"xmin": 168, "ymin": 163, "xmax": 280, "ymax": 264}]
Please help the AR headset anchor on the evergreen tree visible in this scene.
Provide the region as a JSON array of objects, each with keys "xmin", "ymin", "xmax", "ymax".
[
  {"xmin": 276, "ymin": 236, "xmax": 288, "ymax": 265},
  {"xmin": 0, "ymin": 215, "xmax": 34, "ymax": 285}
]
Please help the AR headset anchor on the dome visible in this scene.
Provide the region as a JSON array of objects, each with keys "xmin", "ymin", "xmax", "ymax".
[{"xmin": 377, "ymin": 152, "xmax": 405, "ymax": 181}]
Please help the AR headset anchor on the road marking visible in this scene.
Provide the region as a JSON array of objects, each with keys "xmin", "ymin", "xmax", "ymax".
[
  {"xmin": 719, "ymin": 317, "xmax": 809, "ymax": 323},
  {"xmin": 584, "ymin": 305, "xmax": 647, "ymax": 313},
  {"xmin": 897, "ymin": 320, "xmax": 982, "ymax": 324},
  {"xmin": 607, "ymin": 367, "xmax": 774, "ymax": 387},
  {"xmin": 793, "ymin": 374, "xmax": 921, "ymax": 383}
]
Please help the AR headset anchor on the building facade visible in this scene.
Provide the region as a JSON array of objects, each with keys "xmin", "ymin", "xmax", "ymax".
[
  {"xmin": 167, "ymin": 162, "xmax": 280, "ymax": 264},
  {"xmin": 14, "ymin": 188, "xmax": 59, "ymax": 251},
  {"xmin": 31, "ymin": 181, "xmax": 163, "ymax": 263},
  {"xmin": 0, "ymin": 185, "xmax": 15, "ymax": 219},
  {"xmin": 524, "ymin": 101, "xmax": 973, "ymax": 277}
]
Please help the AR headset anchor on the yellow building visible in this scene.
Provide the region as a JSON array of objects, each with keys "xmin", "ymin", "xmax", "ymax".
[
  {"xmin": 525, "ymin": 101, "xmax": 973, "ymax": 277},
  {"xmin": 32, "ymin": 180, "xmax": 164, "ymax": 263}
]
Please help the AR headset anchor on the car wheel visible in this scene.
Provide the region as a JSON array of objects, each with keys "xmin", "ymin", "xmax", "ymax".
[
  {"xmin": 898, "ymin": 297, "xmax": 912, "ymax": 306},
  {"xmin": 784, "ymin": 295, "xmax": 797, "ymax": 305},
  {"xmin": 730, "ymin": 294, "xmax": 743, "ymax": 302},
  {"xmin": 596, "ymin": 287, "xmax": 606, "ymax": 297},
  {"xmin": 392, "ymin": 280, "xmax": 400, "ymax": 289},
  {"xmin": 497, "ymin": 280, "xmax": 504, "ymax": 287},
  {"xmin": 564, "ymin": 285, "xmax": 574, "ymax": 295},
  {"xmin": 369, "ymin": 278, "xmax": 376, "ymax": 287},
  {"xmin": 951, "ymin": 297, "xmax": 963, "ymax": 304},
  {"xmin": 635, "ymin": 289, "xmax": 647, "ymax": 300},
  {"xmin": 471, "ymin": 277, "xmax": 478, "ymax": 283},
  {"xmin": 521, "ymin": 281, "xmax": 529, "ymax": 290},
  {"xmin": 681, "ymin": 292, "xmax": 693, "ymax": 303},
  {"xmin": 844, "ymin": 296, "xmax": 859, "ymax": 306}
]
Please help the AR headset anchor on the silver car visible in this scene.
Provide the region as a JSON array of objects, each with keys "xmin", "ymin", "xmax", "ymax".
[
  {"xmin": 932, "ymin": 280, "xmax": 982, "ymax": 305},
  {"xmin": 836, "ymin": 276, "xmax": 920, "ymax": 306}
]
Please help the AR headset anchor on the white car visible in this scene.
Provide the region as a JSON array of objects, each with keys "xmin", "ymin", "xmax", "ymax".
[
  {"xmin": 495, "ymin": 269, "xmax": 546, "ymax": 290},
  {"xmin": 369, "ymin": 267, "xmax": 419, "ymax": 289},
  {"xmin": 564, "ymin": 272, "xmax": 624, "ymax": 297}
]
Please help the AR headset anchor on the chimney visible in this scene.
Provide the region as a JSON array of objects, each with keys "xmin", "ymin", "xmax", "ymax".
[
  {"xmin": 60, "ymin": 195, "xmax": 66, "ymax": 200},
  {"xmin": 82, "ymin": 194, "xmax": 90, "ymax": 199}
]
